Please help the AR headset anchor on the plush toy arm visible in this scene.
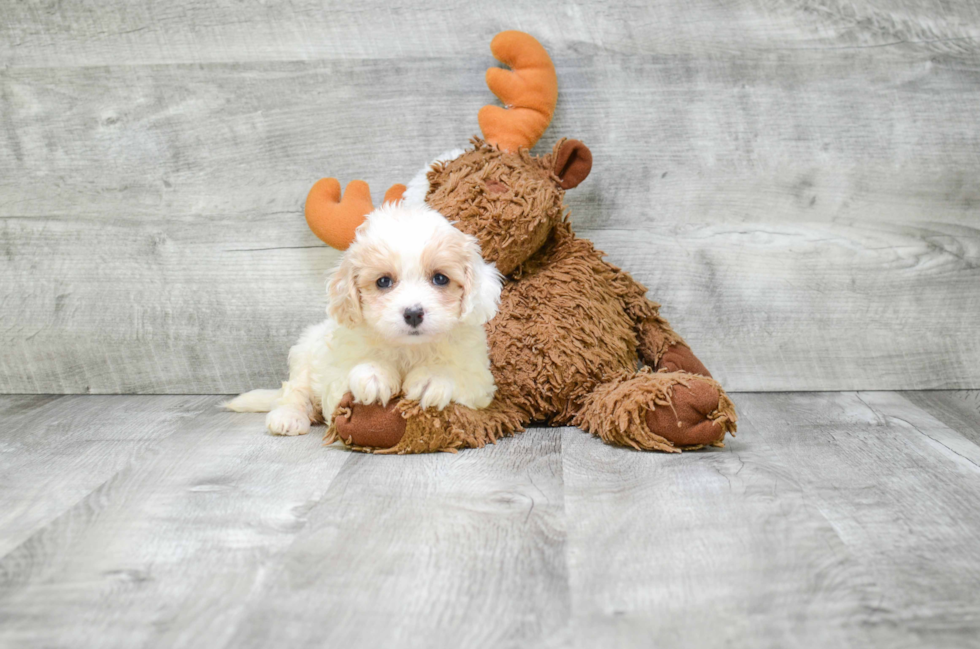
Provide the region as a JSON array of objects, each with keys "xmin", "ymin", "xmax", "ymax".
[
  {"xmin": 328, "ymin": 394, "xmax": 527, "ymax": 454},
  {"xmin": 599, "ymin": 256, "xmax": 714, "ymax": 378}
]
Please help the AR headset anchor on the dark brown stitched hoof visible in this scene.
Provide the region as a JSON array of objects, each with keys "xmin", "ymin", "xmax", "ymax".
[
  {"xmin": 656, "ymin": 343, "xmax": 712, "ymax": 378},
  {"xmin": 645, "ymin": 378, "xmax": 725, "ymax": 447},
  {"xmin": 334, "ymin": 393, "xmax": 407, "ymax": 449}
]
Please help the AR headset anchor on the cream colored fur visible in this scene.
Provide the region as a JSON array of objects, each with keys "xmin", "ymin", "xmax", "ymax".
[{"xmin": 225, "ymin": 203, "xmax": 501, "ymax": 436}]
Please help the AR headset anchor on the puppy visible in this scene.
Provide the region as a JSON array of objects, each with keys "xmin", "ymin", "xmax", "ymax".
[{"xmin": 225, "ymin": 203, "xmax": 502, "ymax": 436}]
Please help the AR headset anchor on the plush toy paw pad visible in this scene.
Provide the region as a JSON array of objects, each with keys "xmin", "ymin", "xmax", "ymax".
[
  {"xmin": 334, "ymin": 393, "xmax": 407, "ymax": 449},
  {"xmin": 645, "ymin": 379, "xmax": 725, "ymax": 447}
]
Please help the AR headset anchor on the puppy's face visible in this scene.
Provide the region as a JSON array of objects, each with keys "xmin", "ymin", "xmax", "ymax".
[{"xmin": 328, "ymin": 204, "xmax": 501, "ymax": 345}]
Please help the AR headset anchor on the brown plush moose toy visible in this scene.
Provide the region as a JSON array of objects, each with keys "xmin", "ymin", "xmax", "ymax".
[{"xmin": 304, "ymin": 31, "xmax": 737, "ymax": 453}]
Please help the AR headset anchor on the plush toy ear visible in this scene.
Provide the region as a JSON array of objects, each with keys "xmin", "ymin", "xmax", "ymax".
[{"xmin": 552, "ymin": 139, "xmax": 592, "ymax": 189}]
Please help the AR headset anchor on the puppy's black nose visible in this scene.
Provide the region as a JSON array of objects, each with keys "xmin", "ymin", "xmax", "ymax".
[{"xmin": 403, "ymin": 306, "xmax": 424, "ymax": 328}]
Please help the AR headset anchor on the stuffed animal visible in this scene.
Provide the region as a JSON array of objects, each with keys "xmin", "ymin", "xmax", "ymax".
[{"xmin": 305, "ymin": 31, "xmax": 737, "ymax": 453}]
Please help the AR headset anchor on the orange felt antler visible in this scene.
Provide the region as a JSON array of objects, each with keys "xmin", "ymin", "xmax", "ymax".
[
  {"xmin": 305, "ymin": 179, "xmax": 407, "ymax": 250},
  {"xmin": 478, "ymin": 31, "xmax": 558, "ymax": 153}
]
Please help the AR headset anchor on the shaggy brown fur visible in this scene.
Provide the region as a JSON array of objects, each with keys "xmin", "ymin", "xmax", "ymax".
[{"xmin": 330, "ymin": 138, "xmax": 737, "ymax": 454}]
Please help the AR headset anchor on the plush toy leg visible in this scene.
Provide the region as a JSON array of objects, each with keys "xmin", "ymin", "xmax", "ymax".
[
  {"xmin": 636, "ymin": 315, "xmax": 712, "ymax": 377},
  {"xmin": 326, "ymin": 393, "xmax": 528, "ymax": 454},
  {"xmin": 573, "ymin": 368, "xmax": 737, "ymax": 452}
]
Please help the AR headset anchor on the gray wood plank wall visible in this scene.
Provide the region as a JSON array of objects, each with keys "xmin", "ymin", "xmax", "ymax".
[{"xmin": 2, "ymin": 1, "xmax": 979, "ymax": 394}]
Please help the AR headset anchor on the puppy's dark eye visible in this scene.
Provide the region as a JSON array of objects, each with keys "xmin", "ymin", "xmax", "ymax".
[
  {"xmin": 376, "ymin": 276, "xmax": 393, "ymax": 289},
  {"xmin": 432, "ymin": 273, "xmax": 450, "ymax": 286}
]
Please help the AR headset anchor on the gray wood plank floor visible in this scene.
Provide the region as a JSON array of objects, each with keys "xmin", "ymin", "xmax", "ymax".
[{"xmin": 1, "ymin": 391, "xmax": 979, "ymax": 648}]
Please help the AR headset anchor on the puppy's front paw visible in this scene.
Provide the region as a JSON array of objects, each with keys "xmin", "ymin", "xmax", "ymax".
[
  {"xmin": 403, "ymin": 370, "xmax": 456, "ymax": 411},
  {"xmin": 348, "ymin": 363, "xmax": 399, "ymax": 406},
  {"xmin": 266, "ymin": 406, "xmax": 311, "ymax": 436}
]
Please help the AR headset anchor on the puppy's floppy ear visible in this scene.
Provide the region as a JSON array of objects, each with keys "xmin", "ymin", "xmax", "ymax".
[
  {"xmin": 327, "ymin": 253, "xmax": 362, "ymax": 327},
  {"xmin": 460, "ymin": 234, "xmax": 502, "ymax": 325}
]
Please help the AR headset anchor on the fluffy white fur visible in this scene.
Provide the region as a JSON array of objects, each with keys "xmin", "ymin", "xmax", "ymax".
[{"xmin": 225, "ymin": 202, "xmax": 502, "ymax": 437}]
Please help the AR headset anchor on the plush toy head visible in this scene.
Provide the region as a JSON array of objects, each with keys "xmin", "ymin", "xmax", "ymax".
[
  {"xmin": 449, "ymin": 31, "xmax": 592, "ymax": 275},
  {"xmin": 304, "ymin": 29, "xmax": 591, "ymax": 271},
  {"xmin": 425, "ymin": 138, "xmax": 591, "ymax": 276}
]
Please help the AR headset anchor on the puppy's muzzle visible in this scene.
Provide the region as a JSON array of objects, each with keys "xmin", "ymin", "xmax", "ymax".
[{"xmin": 403, "ymin": 306, "xmax": 425, "ymax": 328}]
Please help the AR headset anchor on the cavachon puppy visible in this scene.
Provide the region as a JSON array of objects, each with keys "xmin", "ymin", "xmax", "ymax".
[{"xmin": 225, "ymin": 203, "xmax": 502, "ymax": 438}]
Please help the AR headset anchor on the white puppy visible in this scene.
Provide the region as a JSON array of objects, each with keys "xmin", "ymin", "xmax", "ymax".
[{"xmin": 225, "ymin": 203, "xmax": 502, "ymax": 436}]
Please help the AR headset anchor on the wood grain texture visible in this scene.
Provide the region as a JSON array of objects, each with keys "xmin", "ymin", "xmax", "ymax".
[
  {"xmin": 3, "ymin": 392, "xmax": 980, "ymax": 647},
  {"xmin": 3, "ymin": 48, "xmax": 979, "ymax": 223},
  {"xmin": 561, "ymin": 415, "xmax": 900, "ymax": 648},
  {"xmin": 1, "ymin": 0, "xmax": 978, "ymax": 67},
  {"xmin": 0, "ymin": 396, "xmax": 349, "ymax": 648},
  {"xmin": 2, "ymin": 215, "xmax": 976, "ymax": 393},
  {"xmin": 737, "ymin": 391, "xmax": 980, "ymax": 646},
  {"xmin": 2, "ymin": 1, "xmax": 979, "ymax": 393},
  {"xmin": 901, "ymin": 390, "xmax": 980, "ymax": 446},
  {"xmin": 0, "ymin": 213, "xmax": 337, "ymax": 393},
  {"xmin": 562, "ymin": 391, "xmax": 980, "ymax": 648},
  {"xmin": 590, "ymin": 223, "xmax": 980, "ymax": 391},
  {"xmin": 229, "ymin": 428, "xmax": 567, "ymax": 649},
  {"xmin": 0, "ymin": 395, "xmax": 211, "ymax": 557}
]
